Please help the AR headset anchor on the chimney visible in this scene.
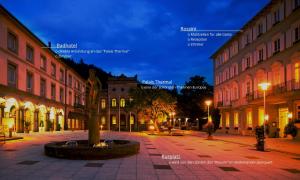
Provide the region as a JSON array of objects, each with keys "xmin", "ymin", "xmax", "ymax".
[{"xmin": 48, "ymin": 41, "xmax": 51, "ymax": 48}]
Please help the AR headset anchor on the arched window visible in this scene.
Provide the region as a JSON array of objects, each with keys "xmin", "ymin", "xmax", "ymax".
[
  {"xmin": 101, "ymin": 116, "xmax": 106, "ymax": 124},
  {"xmin": 112, "ymin": 98, "xmax": 116, "ymax": 107},
  {"xmin": 112, "ymin": 116, "xmax": 116, "ymax": 124},
  {"xmin": 120, "ymin": 98, "xmax": 125, "ymax": 107},
  {"xmin": 101, "ymin": 99, "xmax": 106, "ymax": 109}
]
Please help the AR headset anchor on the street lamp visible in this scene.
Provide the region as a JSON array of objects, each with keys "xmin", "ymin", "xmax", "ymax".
[
  {"xmin": 205, "ymin": 100, "xmax": 212, "ymax": 121},
  {"xmin": 288, "ymin": 112, "xmax": 293, "ymax": 121},
  {"xmin": 258, "ymin": 82, "xmax": 271, "ymax": 141}
]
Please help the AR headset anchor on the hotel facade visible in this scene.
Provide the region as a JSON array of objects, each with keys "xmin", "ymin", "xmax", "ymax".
[
  {"xmin": 0, "ymin": 5, "xmax": 86, "ymax": 135},
  {"xmin": 212, "ymin": 0, "xmax": 300, "ymax": 137}
]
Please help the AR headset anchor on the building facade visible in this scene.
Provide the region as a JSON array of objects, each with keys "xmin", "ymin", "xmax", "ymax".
[
  {"xmin": 0, "ymin": 5, "xmax": 86, "ymax": 135},
  {"xmin": 98, "ymin": 76, "xmax": 147, "ymax": 131},
  {"xmin": 212, "ymin": 0, "xmax": 300, "ymax": 137}
]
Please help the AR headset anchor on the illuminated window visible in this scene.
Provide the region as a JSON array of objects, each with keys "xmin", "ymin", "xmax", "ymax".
[
  {"xmin": 101, "ymin": 116, "xmax": 106, "ymax": 124},
  {"xmin": 120, "ymin": 98, "xmax": 125, "ymax": 107},
  {"xmin": 234, "ymin": 112, "xmax": 239, "ymax": 127},
  {"xmin": 130, "ymin": 115, "xmax": 134, "ymax": 125},
  {"xmin": 258, "ymin": 107, "xmax": 264, "ymax": 126},
  {"xmin": 101, "ymin": 99, "xmax": 106, "ymax": 109},
  {"xmin": 295, "ymin": 63, "xmax": 300, "ymax": 82},
  {"xmin": 112, "ymin": 99, "xmax": 117, "ymax": 107},
  {"xmin": 247, "ymin": 110, "xmax": 253, "ymax": 127},
  {"xmin": 112, "ymin": 116, "xmax": 116, "ymax": 124},
  {"xmin": 225, "ymin": 112, "xmax": 230, "ymax": 127}
]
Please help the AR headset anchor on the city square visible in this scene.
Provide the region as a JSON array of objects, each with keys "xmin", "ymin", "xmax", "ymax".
[
  {"xmin": 1, "ymin": 131, "xmax": 300, "ymax": 180},
  {"xmin": 1, "ymin": 0, "xmax": 300, "ymax": 179}
]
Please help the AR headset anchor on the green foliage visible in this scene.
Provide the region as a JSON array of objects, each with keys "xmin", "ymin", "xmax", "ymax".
[
  {"xmin": 177, "ymin": 75, "xmax": 213, "ymax": 128},
  {"xmin": 128, "ymin": 86, "xmax": 176, "ymax": 130}
]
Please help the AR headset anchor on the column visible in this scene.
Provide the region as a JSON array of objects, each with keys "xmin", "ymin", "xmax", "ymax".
[
  {"xmin": 46, "ymin": 112, "xmax": 50, "ymax": 131},
  {"xmin": 0, "ymin": 106, "xmax": 4, "ymax": 125},
  {"xmin": 17, "ymin": 108, "xmax": 24, "ymax": 133},
  {"xmin": 34, "ymin": 110, "xmax": 39, "ymax": 132},
  {"xmin": 55, "ymin": 114, "xmax": 59, "ymax": 131}
]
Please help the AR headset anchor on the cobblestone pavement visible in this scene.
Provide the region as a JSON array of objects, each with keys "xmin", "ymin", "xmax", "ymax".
[{"xmin": 0, "ymin": 131, "xmax": 300, "ymax": 180}]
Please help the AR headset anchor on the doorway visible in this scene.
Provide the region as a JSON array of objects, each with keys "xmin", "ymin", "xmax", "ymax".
[{"xmin": 278, "ymin": 108, "xmax": 288, "ymax": 137}]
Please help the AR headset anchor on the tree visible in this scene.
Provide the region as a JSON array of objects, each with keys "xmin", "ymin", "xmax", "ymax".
[
  {"xmin": 177, "ymin": 75, "xmax": 213, "ymax": 129},
  {"xmin": 129, "ymin": 86, "xmax": 176, "ymax": 132}
]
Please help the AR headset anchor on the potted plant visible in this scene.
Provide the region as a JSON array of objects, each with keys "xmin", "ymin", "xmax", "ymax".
[{"xmin": 24, "ymin": 121, "xmax": 31, "ymax": 133}]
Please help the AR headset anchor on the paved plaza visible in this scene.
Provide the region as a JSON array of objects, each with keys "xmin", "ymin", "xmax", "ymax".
[{"xmin": 0, "ymin": 131, "xmax": 300, "ymax": 180}]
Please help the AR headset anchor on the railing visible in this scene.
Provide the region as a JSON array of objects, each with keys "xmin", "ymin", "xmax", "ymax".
[{"xmin": 218, "ymin": 80, "xmax": 300, "ymax": 106}]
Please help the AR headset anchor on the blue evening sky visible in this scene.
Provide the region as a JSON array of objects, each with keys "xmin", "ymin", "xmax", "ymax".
[{"xmin": 1, "ymin": 0, "xmax": 269, "ymax": 85}]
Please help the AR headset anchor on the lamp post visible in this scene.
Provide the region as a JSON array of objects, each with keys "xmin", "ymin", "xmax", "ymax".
[
  {"xmin": 258, "ymin": 82, "xmax": 271, "ymax": 135},
  {"xmin": 205, "ymin": 100, "xmax": 212, "ymax": 122}
]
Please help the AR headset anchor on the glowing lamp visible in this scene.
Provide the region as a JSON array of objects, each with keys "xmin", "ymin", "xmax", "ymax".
[
  {"xmin": 258, "ymin": 82, "xmax": 271, "ymax": 91},
  {"xmin": 264, "ymin": 114, "xmax": 269, "ymax": 121},
  {"xmin": 205, "ymin": 100, "xmax": 212, "ymax": 106},
  {"xmin": 149, "ymin": 125, "xmax": 155, "ymax": 131},
  {"xmin": 288, "ymin": 113, "xmax": 293, "ymax": 119}
]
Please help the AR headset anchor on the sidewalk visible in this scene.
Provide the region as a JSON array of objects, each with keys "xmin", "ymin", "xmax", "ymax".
[{"xmin": 189, "ymin": 131, "xmax": 300, "ymax": 156}]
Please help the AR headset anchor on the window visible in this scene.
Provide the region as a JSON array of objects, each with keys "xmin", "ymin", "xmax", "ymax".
[
  {"xmin": 101, "ymin": 116, "xmax": 106, "ymax": 124},
  {"xmin": 257, "ymin": 23, "xmax": 263, "ymax": 36},
  {"xmin": 246, "ymin": 57, "xmax": 251, "ymax": 68},
  {"xmin": 68, "ymin": 74, "xmax": 72, "ymax": 87},
  {"xmin": 258, "ymin": 49, "xmax": 264, "ymax": 62},
  {"xmin": 295, "ymin": 27, "xmax": 299, "ymax": 43},
  {"xmin": 51, "ymin": 83, "xmax": 56, "ymax": 100},
  {"xmin": 112, "ymin": 116, "xmax": 117, "ymax": 124},
  {"xmin": 26, "ymin": 44, "xmax": 34, "ymax": 63},
  {"xmin": 233, "ymin": 87, "xmax": 238, "ymax": 100},
  {"xmin": 246, "ymin": 82, "xmax": 251, "ymax": 95},
  {"xmin": 295, "ymin": 63, "xmax": 300, "ymax": 82},
  {"xmin": 40, "ymin": 78, "xmax": 46, "ymax": 97},
  {"xmin": 120, "ymin": 98, "xmax": 125, "ymax": 107},
  {"xmin": 59, "ymin": 69, "xmax": 64, "ymax": 82},
  {"xmin": 7, "ymin": 31, "xmax": 18, "ymax": 53},
  {"xmin": 59, "ymin": 87, "xmax": 64, "ymax": 103},
  {"xmin": 225, "ymin": 112, "xmax": 230, "ymax": 128},
  {"xmin": 26, "ymin": 71, "xmax": 33, "ymax": 93},
  {"xmin": 7, "ymin": 63, "xmax": 17, "ymax": 87},
  {"xmin": 68, "ymin": 91, "xmax": 72, "ymax": 105},
  {"xmin": 51, "ymin": 63, "xmax": 56, "ymax": 77},
  {"xmin": 234, "ymin": 112, "xmax": 239, "ymax": 128},
  {"xmin": 112, "ymin": 98, "xmax": 117, "ymax": 107},
  {"xmin": 274, "ymin": 39, "xmax": 280, "ymax": 54},
  {"xmin": 247, "ymin": 110, "xmax": 253, "ymax": 128},
  {"xmin": 40, "ymin": 55, "xmax": 46, "ymax": 70},
  {"xmin": 245, "ymin": 34, "xmax": 250, "ymax": 45},
  {"xmin": 273, "ymin": 9, "xmax": 280, "ymax": 25},
  {"xmin": 101, "ymin": 99, "xmax": 106, "ymax": 109}
]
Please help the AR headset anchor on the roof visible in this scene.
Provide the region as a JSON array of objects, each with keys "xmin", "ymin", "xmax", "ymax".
[{"xmin": 210, "ymin": 0, "xmax": 277, "ymax": 59}]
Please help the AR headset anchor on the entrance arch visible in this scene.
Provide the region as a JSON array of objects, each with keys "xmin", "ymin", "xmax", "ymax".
[{"xmin": 24, "ymin": 101, "xmax": 35, "ymax": 132}]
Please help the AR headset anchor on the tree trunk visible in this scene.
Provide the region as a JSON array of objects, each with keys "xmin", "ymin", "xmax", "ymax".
[
  {"xmin": 88, "ymin": 108, "xmax": 100, "ymax": 146},
  {"xmin": 154, "ymin": 119, "xmax": 160, "ymax": 132}
]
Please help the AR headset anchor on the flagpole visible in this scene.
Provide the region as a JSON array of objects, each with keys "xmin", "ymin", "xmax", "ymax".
[
  {"xmin": 118, "ymin": 96, "xmax": 120, "ymax": 132},
  {"xmin": 108, "ymin": 95, "xmax": 110, "ymax": 131}
]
